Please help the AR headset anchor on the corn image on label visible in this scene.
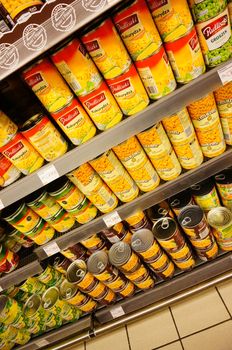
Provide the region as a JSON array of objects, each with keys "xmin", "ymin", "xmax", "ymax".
[
  {"xmin": 0, "ymin": 111, "xmax": 18, "ymax": 148},
  {"xmin": 1, "ymin": 0, "xmax": 43, "ymax": 20},
  {"xmin": 172, "ymin": 136, "xmax": 203, "ymax": 170}
]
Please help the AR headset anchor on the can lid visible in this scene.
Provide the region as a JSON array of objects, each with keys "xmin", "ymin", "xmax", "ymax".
[
  {"xmin": 131, "ymin": 229, "xmax": 154, "ymax": 252},
  {"xmin": 178, "ymin": 205, "xmax": 204, "ymax": 228},
  {"xmin": 147, "ymin": 204, "xmax": 169, "ymax": 221},
  {"xmin": 59, "ymin": 280, "xmax": 78, "ymax": 300},
  {"xmin": 24, "ymin": 294, "xmax": 41, "ymax": 316},
  {"xmin": 215, "ymin": 169, "xmax": 232, "ymax": 184},
  {"xmin": 191, "ymin": 178, "xmax": 215, "ymax": 196},
  {"xmin": 168, "ymin": 190, "xmax": 192, "ymax": 209},
  {"xmin": 207, "ymin": 207, "xmax": 232, "ymax": 228},
  {"xmin": 67, "ymin": 260, "xmax": 87, "ymax": 284},
  {"xmin": 20, "ymin": 114, "xmax": 43, "ymax": 132},
  {"xmin": 108, "ymin": 242, "xmax": 131, "ymax": 267},
  {"xmin": 42, "ymin": 287, "xmax": 59, "ymax": 309},
  {"xmin": 25, "ymin": 188, "xmax": 47, "ymax": 206},
  {"xmin": 87, "ymin": 251, "xmax": 108, "ymax": 275},
  {"xmin": 152, "ymin": 218, "xmax": 177, "ymax": 240}
]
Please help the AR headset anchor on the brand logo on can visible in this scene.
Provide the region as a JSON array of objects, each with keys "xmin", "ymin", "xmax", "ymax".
[
  {"xmin": 85, "ymin": 92, "xmax": 106, "ymax": 110},
  {"xmin": 25, "ymin": 73, "xmax": 43, "ymax": 88},
  {"xmin": 23, "ymin": 24, "xmax": 47, "ymax": 51},
  {"xmin": 82, "ymin": 0, "xmax": 107, "ymax": 13},
  {"xmin": 4, "ymin": 142, "xmax": 24, "ymax": 158},
  {"xmin": 189, "ymin": 33, "xmax": 198, "ymax": 50},
  {"xmin": 0, "ymin": 155, "xmax": 11, "ymax": 175},
  {"xmin": 52, "ymin": 4, "xmax": 76, "ymax": 32},
  {"xmin": 147, "ymin": 0, "xmax": 168, "ymax": 11},
  {"xmin": 116, "ymin": 14, "xmax": 139, "ymax": 34},
  {"xmin": 85, "ymin": 40, "xmax": 100, "ymax": 52},
  {"xmin": 0, "ymin": 43, "xmax": 19, "ymax": 70},
  {"xmin": 110, "ymin": 79, "xmax": 131, "ymax": 94},
  {"xmin": 79, "ymin": 43, "xmax": 87, "ymax": 56},
  {"xmin": 202, "ymin": 15, "xmax": 228, "ymax": 40},
  {"xmin": 58, "ymin": 107, "xmax": 80, "ymax": 126}
]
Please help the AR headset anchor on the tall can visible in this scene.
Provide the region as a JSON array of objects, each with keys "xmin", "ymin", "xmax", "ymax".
[
  {"xmin": 125, "ymin": 210, "xmax": 152, "ymax": 233},
  {"xmin": 47, "ymin": 208, "xmax": 75, "ymax": 233},
  {"xmin": 0, "ymin": 111, "xmax": 17, "ymax": 148},
  {"xmin": 19, "ymin": 277, "xmax": 46, "ymax": 295},
  {"xmin": 0, "ymin": 296, "xmax": 25, "ymax": 329},
  {"xmin": 25, "ymin": 219, "xmax": 55, "ymax": 246},
  {"xmin": 215, "ymin": 169, "xmax": 232, "ymax": 209},
  {"xmin": 23, "ymin": 295, "xmax": 47, "ymax": 334},
  {"xmin": 188, "ymin": 0, "xmax": 227, "ymax": 22},
  {"xmin": 191, "ymin": 178, "xmax": 221, "ymax": 212},
  {"xmin": 101, "ymin": 222, "xmax": 133, "ymax": 245},
  {"xmin": 0, "ymin": 154, "xmax": 21, "ymax": 188},
  {"xmin": 37, "ymin": 265, "xmax": 64, "ymax": 287},
  {"xmin": 208, "ymin": 207, "xmax": 232, "ymax": 251}
]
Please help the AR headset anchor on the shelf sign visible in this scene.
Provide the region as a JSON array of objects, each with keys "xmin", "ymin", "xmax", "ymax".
[
  {"xmin": 103, "ymin": 211, "xmax": 122, "ymax": 228},
  {"xmin": 35, "ymin": 339, "xmax": 49, "ymax": 348},
  {"xmin": 43, "ymin": 242, "xmax": 60, "ymax": 257},
  {"xmin": 0, "ymin": 200, "xmax": 4, "ymax": 210},
  {"xmin": 110, "ymin": 306, "xmax": 125, "ymax": 319},
  {"xmin": 218, "ymin": 63, "xmax": 232, "ymax": 85},
  {"xmin": 37, "ymin": 165, "xmax": 59, "ymax": 185}
]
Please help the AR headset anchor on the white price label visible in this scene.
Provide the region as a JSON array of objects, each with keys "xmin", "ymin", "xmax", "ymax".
[
  {"xmin": 103, "ymin": 211, "xmax": 122, "ymax": 228},
  {"xmin": 0, "ymin": 200, "xmax": 4, "ymax": 210},
  {"xmin": 35, "ymin": 339, "xmax": 49, "ymax": 347},
  {"xmin": 38, "ymin": 165, "xmax": 59, "ymax": 185},
  {"xmin": 110, "ymin": 306, "xmax": 125, "ymax": 319},
  {"xmin": 0, "ymin": 286, "xmax": 3, "ymax": 292},
  {"xmin": 218, "ymin": 63, "xmax": 232, "ymax": 85},
  {"xmin": 43, "ymin": 242, "xmax": 60, "ymax": 257}
]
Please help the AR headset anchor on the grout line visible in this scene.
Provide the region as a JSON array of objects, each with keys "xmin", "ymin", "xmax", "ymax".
[
  {"xmin": 215, "ymin": 286, "xmax": 232, "ymax": 318},
  {"xmin": 125, "ymin": 325, "xmax": 132, "ymax": 350},
  {"xmin": 169, "ymin": 307, "xmax": 185, "ymax": 350},
  {"xmin": 152, "ymin": 340, "xmax": 183, "ymax": 350},
  {"xmin": 180, "ymin": 319, "xmax": 231, "ymax": 340}
]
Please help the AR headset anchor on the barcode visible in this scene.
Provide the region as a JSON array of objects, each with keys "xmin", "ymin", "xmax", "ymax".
[
  {"xmin": 108, "ymin": 198, "xmax": 115, "ymax": 206},
  {"xmin": 70, "ymin": 80, "xmax": 81, "ymax": 92},
  {"xmin": 185, "ymin": 126, "xmax": 192, "ymax": 137},
  {"xmin": 147, "ymin": 86, "xmax": 158, "ymax": 94}
]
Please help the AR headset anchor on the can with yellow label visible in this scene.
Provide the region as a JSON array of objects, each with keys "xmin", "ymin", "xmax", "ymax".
[{"xmin": 0, "ymin": 110, "xmax": 18, "ymax": 148}]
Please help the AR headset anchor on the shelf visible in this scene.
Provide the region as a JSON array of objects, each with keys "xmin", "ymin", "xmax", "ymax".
[
  {"xmin": 0, "ymin": 59, "xmax": 231, "ymax": 209},
  {"xmin": 15, "ymin": 315, "xmax": 91, "ymax": 350},
  {"xmin": 0, "ymin": 0, "xmax": 123, "ymax": 81},
  {"xmin": 95, "ymin": 252, "xmax": 232, "ymax": 324},
  {"xmin": 35, "ymin": 148, "xmax": 232, "ymax": 260},
  {"xmin": 0, "ymin": 253, "xmax": 42, "ymax": 291}
]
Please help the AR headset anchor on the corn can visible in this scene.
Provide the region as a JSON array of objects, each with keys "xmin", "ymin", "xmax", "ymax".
[
  {"xmin": 67, "ymin": 198, "xmax": 98, "ymax": 224},
  {"xmin": 19, "ymin": 277, "xmax": 46, "ymax": 295},
  {"xmin": 23, "ymin": 295, "xmax": 46, "ymax": 334},
  {"xmin": 61, "ymin": 243, "xmax": 89, "ymax": 262},
  {"xmin": 21, "ymin": 114, "xmax": 68, "ymax": 161},
  {"xmin": 0, "ymin": 296, "xmax": 25, "ymax": 328},
  {"xmin": 67, "ymin": 163, "xmax": 118, "ymax": 214},
  {"xmin": 215, "ymin": 169, "xmax": 232, "ymax": 209},
  {"xmin": 113, "ymin": 136, "xmax": 160, "ymax": 192},
  {"xmin": 137, "ymin": 123, "xmax": 182, "ymax": 181},
  {"xmin": 147, "ymin": 201, "xmax": 175, "ymax": 223},
  {"xmin": 188, "ymin": 0, "xmax": 227, "ymax": 22},
  {"xmin": 125, "ymin": 210, "xmax": 153, "ymax": 232},
  {"xmin": 0, "ymin": 154, "xmax": 21, "ymax": 188},
  {"xmin": 51, "ymin": 38, "xmax": 102, "ymax": 97},
  {"xmin": 81, "ymin": 18, "xmax": 131, "ymax": 79},
  {"xmin": 1, "ymin": 0, "xmax": 43, "ymax": 21},
  {"xmin": 113, "ymin": 0, "xmax": 162, "ymax": 61},
  {"xmin": 37, "ymin": 265, "xmax": 64, "ymax": 287},
  {"xmin": 107, "ymin": 64, "xmax": 149, "ymax": 115},
  {"xmin": 109, "ymin": 241, "xmax": 141, "ymax": 273},
  {"xmin": 191, "ymin": 178, "xmax": 221, "ymax": 212},
  {"xmin": 51, "ymin": 97, "xmax": 96, "ymax": 145},
  {"xmin": 79, "ymin": 81, "xmax": 123, "ymax": 131},
  {"xmin": 47, "ymin": 208, "xmax": 75, "ymax": 233},
  {"xmin": 26, "ymin": 219, "xmax": 55, "ymax": 246},
  {"xmin": 131, "ymin": 229, "xmax": 163, "ymax": 263},
  {"xmin": 90, "ymin": 150, "xmax": 139, "ymax": 203},
  {"xmin": 59, "ymin": 280, "xmax": 91, "ymax": 308},
  {"xmin": 81, "ymin": 234, "xmax": 104, "ymax": 251},
  {"xmin": 0, "ymin": 133, "xmax": 44, "ymax": 175},
  {"xmin": 26, "ymin": 189, "xmax": 61, "ymax": 221},
  {"xmin": 0, "ymin": 111, "xmax": 17, "ymax": 148},
  {"xmin": 101, "ymin": 222, "xmax": 133, "ymax": 244},
  {"xmin": 22, "ymin": 58, "xmax": 73, "ymax": 113}
]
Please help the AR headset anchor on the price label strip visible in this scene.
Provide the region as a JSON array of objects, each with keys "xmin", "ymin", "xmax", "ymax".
[
  {"xmin": 0, "ymin": 200, "xmax": 4, "ymax": 210},
  {"xmin": 38, "ymin": 165, "xmax": 60, "ymax": 185},
  {"xmin": 110, "ymin": 306, "xmax": 125, "ymax": 319},
  {"xmin": 103, "ymin": 211, "xmax": 122, "ymax": 228},
  {"xmin": 218, "ymin": 63, "xmax": 232, "ymax": 85},
  {"xmin": 43, "ymin": 242, "xmax": 60, "ymax": 257},
  {"xmin": 35, "ymin": 339, "xmax": 49, "ymax": 348}
]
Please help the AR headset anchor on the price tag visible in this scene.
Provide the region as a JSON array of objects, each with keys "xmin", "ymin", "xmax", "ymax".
[
  {"xmin": 35, "ymin": 339, "xmax": 49, "ymax": 348},
  {"xmin": 218, "ymin": 63, "xmax": 232, "ymax": 85},
  {"xmin": 0, "ymin": 200, "xmax": 4, "ymax": 210},
  {"xmin": 103, "ymin": 211, "xmax": 122, "ymax": 228},
  {"xmin": 43, "ymin": 242, "xmax": 60, "ymax": 257},
  {"xmin": 38, "ymin": 165, "xmax": 59, "ymax": 185},
  {"xmin": 110, "ymin": 306, "xmax": 125, "ymax": 319},
  {"xmin": 0, "ymin": 286, "xmax": 3, "ymax": 292}
]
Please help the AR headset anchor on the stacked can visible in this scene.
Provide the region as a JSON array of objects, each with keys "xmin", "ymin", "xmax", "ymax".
[
  {"xmin": 191, "ymin": 178, "xmax": 221, "ymax": 213},
  {"xmin": 81, "ymin": 18, "xmax": 149, "ymax": 116},
  {"xmin": 162, "ymin": 108, "xmax": 203, "ymax": 169},
  {"xmin": 152, "ymin": 217, "xmax": 195, "ymax": 270},
  {"xmin": 90, "ymin": 150, "xmax": 139, "ymax": 203},
  {"xmin": 61, "ymin": 243, "xmax": 89, "ymax": 262},
  {"xmin": 0, "ymin": 323, "xmax": 30, "ymax": 346},
  {"xmin": 19, "ymin": 277, "xmax": 46, "ymax": 295},
  {"xmin": 188, "ymin": 93, "xmax": 226, "ymax": 158},
  {"xmin": 23, "ymin": 295, "xmax": 47, "ymax": 335},
  {"xmin": 168, "ymin": 190, "xmax": 195, "ymax": 216},
  {"xmin": 109, "ymin": 242, "xmax": 155, "ymax": 289},
  {"xmin": 7, "ymin": 227, "xmax": 34, "ymax": 248},
  {"xmin": 137, "ymin": 123, "xmax": 182, "ymax": 181},
  {"xmin": 0, "ymin": 244, "xmax": 19, "ymax": 274},
  {"xmin": 208, "ymin": 207, "xmax": 232, "ymax": 251},
  {"xmin": 47, "ymin": 177, "xmax": 98, "ymax": 225},
  {"xmin": 1, "ymin": 0, "xmax": 43, "ymax": 23},
  {"xmin": 37, "ymin": 265, "xmax": 64, "ymax": 288},
  {"xmin": 87, "ymin": 251, "xmax": 135, "ymax": 297},
  {"xmin": 229, "ymin": 0, "xmax": 232, "ymax": 23},
  {"xmin": 80, "ymin": 234, "xmax": 108, "ymax": 253},
  {"xmin": 67, "ymin": 260, "xmax": 116, "ymax": 305},
  {"xmin": 131, "ymin": 229, "xmax": 175, "ymax": 279},
  {"xmin": 147, "ymin": 201, "xmax": 175, "ymax": 223},
  {"xmin": 178, "ymin": 205, "xmax": 218, "ymax": 261},
  {"xmin": 0, "ymin": 154, "xmax": 21, "ymax": 188},
  {"xmin": 52, "ymin": 255, "xmax": 72, "ymax": 276},
  {"xmin": 0, "ymin": 233, "xmax": 21, "ymax": 254},
  {"xmin": 101, "ymin": 222, "xmax": 133, "ymax": 245},
  {"xmin": 125, "ymin": 210, "xmax": 152, "ymax": 233},
  {"xmin": 4, "ymin": 287, "xmax": 29, "ymax": 304},
  {"xmin": 0, "ymin": 295, "xmax": 26, "ymax": 329},
  {"xmin": 215, "ymin": 169, "xmax": 232, "ymax": 210}
]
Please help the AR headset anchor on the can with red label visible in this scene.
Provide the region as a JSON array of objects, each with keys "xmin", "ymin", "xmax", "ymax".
[{"xmin": 0, "ymin": 154, "xmax": 21, "ymax": 187}]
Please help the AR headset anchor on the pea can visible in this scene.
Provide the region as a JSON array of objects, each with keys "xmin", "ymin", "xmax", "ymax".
[
  {"xmin": 4, "ymin": 237, "xmax": 21, "ymax": 253},
  {"xmin": 47, "ymin": 208, "xmax": 75, "ymax": 233},
  {"xmin": 0, "ymin": 154, "xmax": 21, "ymax": 188},
  {"xmin": 125, "ymin": 210, "xmax": 152, "ymax": 233},
  {"xmin": 0, "ymin": 324, "xmax": 30, "ymax": 345},
  {"xmin": 191, "ymin": 178, "xmax": 221, "ymax": 212},
  {"xmin": 22, "ymin": 58, "xmax": 73, "ymax": 114},
  {"xmin": 0, "ymin": 296, "xmax": 25, "ymax": 328},
  {"xmin": 37, "ymin": 265, "xmax": 64, "ymax": 287},
  {"xmin": 0, "ymin": 339, "xmax": 14, "ymax": 350},
  {"xmin": 113, "ymin": 0, "xmax": 162, "ymax": 61},
  {"xmin": 0, "ymin": 133, "xmax": 44, "ymax": 175},
  {"xmin": 26, "ymin": 189, "xmax": 61, "ymax": 221},
  {"xmin": 7, "ymin": 227, "xmax": 34, "ymax": 248},
  {"xmin": 207, "ymin": 207, "xmax": 232, "ymax": 250},
  {"xmin": 215, "ymin": 169, "xmax": 232, "ymax": 209},
  {"xmin": 1, "ymin": 0, "xmax": 43, "ymax": 21},
  {"xmin": 0, "ymin": 111, "xmax": 17, "ymax": 148},
  {"xmin": 19, "ymin": 277, "xmax": 46, "ymax": 295},
  {"xmin": 188, "ymin": 0, "xmax": 227, "ymax": 22},
  {"xmin": 23, "ymin": 295, "xmax": 47, "ymax": 334}
]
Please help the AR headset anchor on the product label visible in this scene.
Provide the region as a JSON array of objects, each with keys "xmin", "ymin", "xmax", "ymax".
[
  {"xmin": 25, "ymin": 72, "xmax": 48, "ymax": 92},
  {"xmin": 110, "ymin": 79, "xmax": 134, "ymax": 98},
  {"xmin": 84, "ymin": 92, "xmax": 109, "ymax": 114}
]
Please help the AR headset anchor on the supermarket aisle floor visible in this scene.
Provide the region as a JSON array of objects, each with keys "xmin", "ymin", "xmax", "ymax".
[{"xmin": 66, "ymin": 278, "xmax": 232, "ymax": 350}]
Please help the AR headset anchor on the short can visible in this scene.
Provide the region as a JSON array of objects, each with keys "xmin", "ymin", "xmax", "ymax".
[
  {"xmin": 195, "ymin": 240, "xmax": 219, "ymax": 261},
  {"xmin": 189, "ymin": 232, "xmax": 216, "ymax": 250},
  {"xmin": 37, "ymin": 265, "xmax": 64, "ymax": 288},
  {"xmin": 0, "ymin": 295, "xmax": 25, "ymax": 328},
  {"xmin": 67, "ymin": 197, "xmax": 98, "ymax": 224},
  {"xmin": 147, "ymin": 201, "xmax": 175, "ymax": 223},
  {"xmin": 53, "ymin": 255, "xmax": 72, "ymax": 275},
  {"xmin": 125, "ymin": 210, "xmax": 152, "ymax": 233},
  {"xmin": 215, "ymin": 169, "xmax": 232, "ymax": 209},
  {"xmin": 22, "ymin": 58, "xmax": 73, "ymax": 114},
  {"xmin": 80, "ymin": 234, "xmax": 104, "ymax": 251},
  {"xmin": 26, "ymin": 219, "xmax": 55, "ymax": 246},
  {"xmin": 26, "ymin": 189, "xmax": 61, "ymax": 221},
  {"xmin": 188, "ymin": 0, "xmax": 227, "ymax": 23},
  {"xmin": 178, "ymin": 205, "xmax": 211, "ymax": 239},
  {"xmin": 207, "ymin": 207, "xmax": 232, "ymax": 243},
  {"xmin": 23, "ymin": 294, "xmax": 47, "ymax": 334},
  {"xmin": 67, "ymin": 260, "xmax": 97, "ymax": 293},
  {"xmin": 107, "ymin": 64, "xmax": 149, "ymax": 116},
  {"xmin": 164, "ymin": 27, "xmax": 206, "ymax": 84},
  {"xmin": 61, "ymin": 243, "xmax": 89, "ymax": 262},
  {"xmin": 168, "ymin": 243, "xmax": 192, "ymax": 261},
  {"xmin": 229, "ymin": 1, "xmax": 232, "ymax": 23},
  {"xmin": 0, "ymin": 154, "xmax": 21, "ymax": 188},
  {"xmin": 109, "ymin": 241, "xmax": 141, "ymax": 273},
  {"xmin": 7, "ymin": 227, "xmax": 33, "ymax": 248},
  {"xmin": 119, "ymin": 280, "xmax": 135, "ymax": 298},
  {"xmin": 124, "ymin": 264, "xmax": 148, "ymax": 283},
  {"xmin": 59, "ymin": 279, "xmax": 90, "ymax": 308},
  {"xmin": 94, "ymin": 288, "xmax": 116, "ymax": 305},
  {"xmin": 174, "ymin": 254, "xmax": 196, "ymax": 270},
  {"xmin": 1, "ymin": 0, "xmax": 43, "ymax": 21},
  {"xmin": 155, "ymin": 260, "xmax": 175, "ymax": 279},
  {"xmin": 0, "ymin": 324, "xmax": 30, "ymax": 345},
  {"xmin": 0, "ymin": 110, "xmax": 17, "ymax": 148},
  {"xmin": 133, "ymin": 272, "xmax": 155, "ymax": 290},
  {"xmin": 131, "ymin": 228, "xmax": 162, "ymax": 263},
  {"xmin": 4, "ymin": 236, "xmax": 21, "ymax": 253},
  {"xmin": 77, "ymin": 296, "xmax": 98, "ymax": 313},
  {"xmin": 101, "ymin": 222, "xmax": 133, "ymax": 244},
  {"xmin": 191, "ymin": 178, "xmax": 221, "ymax": 212},
  {"xmin": 47, "ymin": 208, "xmax": 75, "ymax": 233},
  {"xmin": 87, "ymin": 251, "xmax": 120, "ymax": 284},
  {"xmin": 19, "ymin": 277, "xmax": 46, "ymax": 295}
]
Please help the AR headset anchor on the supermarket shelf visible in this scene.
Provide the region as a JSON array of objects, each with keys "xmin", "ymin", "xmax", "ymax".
[
  {"xmin": 35, "ymin": 148, "xmax": 232, "ymax": 260},
  {"xmin": 0, "ymin": 253, "xmax": 42, "ymax": 291},
  {"xmin": 95, "ymin": 252, "xmax": 232, "ymax": 324},
  {"xmin": 0, "ymin": 59, "xmax": 231, "ymax": 209},
  {"xmin": 15, "ymin": 315, "xmax": 91, "ymax": 350},
  {"xmin": 0, "ymin": 0, "xmax": 123, "ymax": 81}
]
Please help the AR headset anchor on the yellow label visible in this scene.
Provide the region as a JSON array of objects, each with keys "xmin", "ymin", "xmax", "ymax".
[
  {"xmin": 173, "ymin": 136, "xmax": 203, "ymax": 170},
  {"xmin": 205, "ymin": 242, "xmax": 218, "ymax": 257},
  {"xmin": 135, "ymin": 276, "xmax": 154, "ymax": 289},
  {"xmin": 120, "ymin": 281, "xmax": 134, "ymax": 297},
  {"xmin": 149, "ymin": 253, "xmax": 168, "ymax": 270},
  {"xmin": 170, "ymin": 244, "xmax": 190, "ymax": 260},
  {"xmin": 162, "ymin": 261, "xmax": 175, "ymax": 277},
  {"xmin": 175, "ymin": 257, "xmax": 195, "ymax": 270},
  {"xmin": 57, "ymin": 187, "xmax": 85, "ymax": 211},
  {"xmin": 125, "ymin": 265, "xmax": 147, "ymax": 282},
  {"xmin": 191, "ymin": 236, "xmax": 213, "ymax": 249},
  {"xmin": 107, "ymin": 276, "xmax": 125, "ymax": 290},
  {"xmin": 122, "ymin": 252, "xmax": 140, "ymax": 272},
  {"xmin": 141, "ymin": 241, "xmax": 161, "ymax": 260},
  {"xmin": 88, "ymin": 282, "xmax": 105, "ymax": 298},
  {"xmin": 33, "ymin": 225, "xmax": 55, "ymax": 245},
  {"xmin": 81, "ymin": 234, "xmax": 102, "ymax": 249},
  {"xmin": 193, "ymin": 188, "xmax": 220, "ymax": 212},
  {"xmin": 0, "ymin": 111, "xmax": 17, "ymax": 147},
  {"xmin": 78, "ymin": 273, "xmax": 95, "ymax": 290},
  {"xmin": 80, "ymin": 299, "xmax": 97, "ymax": 312}
]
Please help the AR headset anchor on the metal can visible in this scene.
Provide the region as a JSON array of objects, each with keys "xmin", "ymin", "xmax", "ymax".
[
  {"xmin": 0, "ymin": 324, "xmax": 30, "ymax": 345},
  {"xmin": 119, "ymin": 280, "xmax": 135, "ymax": 297},
  {"xmin": 51, "ymin": 38, "xmax": 102, "ymax": 97},
  {"xmin": 37, "ymin": 265, "xmax": 64, "ymax": 287},
  {"xmin": 112, "ymin": 136, "xmax": 160, "ymax": 192},
  {"xmin": 1, "ymin": 0, "xmax": 43, "ymax": 21},
  {"xmin": 78, "ymin": 81, "xmax": 123, "ymax": 131},
  {"xmin": 7, "ymin": 227, "xmax": 34, "ymax": 248},
  {"xmin": 80, "ymin": 234, "xmax": 105, "ymax": 252},
  {"xmin": 188, "ymin": 0, "xmax": 227, "ymax": 22},
  {"xmin": 22, "ymin": 58, "xmax": 73, "ymax": 114},
  {"xmin": 113, "ymin": 0, "xmax": 162, "ymax": 61},
  {"xmin": 26, "ymin": 189, "xmax": 61, "ymax": 221},
  {"xmin": 47, "ymin": 208, "xmax": 75, "ymax": 233},
  {"xmin": 52, "ymin": 255, "xmax": 72, "ymax": 275},
  {"xmin": 0, "ymin": 4, "xmax": 14, "ymax": 34},
  {"xmin": 109, "ymin": 241, "xmax": 141, "ymax": 273},
  {"xmin": 196, "ymin": 7, "xmax": 232, "ymax": 67},
  {"xmin": 207, "ymin": 207, "xmax": 232, "ymax": 250},
  {"xmin": 149, "ymin": 251, "xmax": 171, "ymax": 271},
  {"xmin": 131, "ymin": 229, "xmax": 162, "ymax": 263},
  {"xmin": 0, "ymin": 296, "xmax": 25, "ymax": 328},
  {"xmin": 0, "ymin": 154, "xmax": 21, "ymax": 188},
  {"xmin": 23, "ymin": 295, "xmax": 47, "ymax": 334},
  {"xmin": 81, "ymin": 18, "xmax": 131, "ymax": 79},
  {"xmin": 21, "ymin": 114, "xmax": 68, "ymax": 161},
  {"xmin": 4, "ymin": 237, "xmax": 21, "ymax": 253},
  {"xmin": 90, "ymin": 150, "xmax": 139, "ymax": 203},
  {"xmin": 107, "ymin": 64, "xmax": 149, "ymax": 116},
  {"xmin": 0, "ymin": 339, "xmax": 14, "ymax": 350},
  {"xmin": 215, "ymin": 169, "xmax": 232, "ymax": 209},
  {"xmin": 191, "ymin": 178, "xmax": 221, "ymax": 212},
  {"xmin": 190, "ymin": 233, "xmax": 217, "ymax": 250},
  {"xmin": 50, "ymin": 97, "xmax": 96, "ymax": 145},
  {"xmin": 0, "ymin": 132, "xmax": 44, "ymax": 175},
  {"xmin": 67, "ymin": 163, "xmax": 118, "ymax": 214},
  {"xmin": 147, "ymin": 201, "xmax": 175, "ymax": 223},
  {"xmin": 94, "ymin": 287, "xmax": 116, "ymax": 305},
  {"xmin": 0, "ymin": 245, "xmax": 19, "ymax": 273},
  {"xmin": 76, "ymin": 296, "xmax": 98, "ymax": 313},
  {"xmin": 101, "ymin": 222, "xmax": 133, "ymax": 244},
  {"xmin": 137, "ymin": 123, "xmax": 182, "ymax": 181},
  {"xmin": 67, "ymin": 198, "xmax": 98, "ymax": 225},
  {"xmin": 135, "ymin": 46, "xmax": 176, "ymax": 100},
  {"xmin": 164, "ymin": 27, "xmax": 206, "ymax": 84},
  {"xmin": 174, "ymin": 254, "xmax": 196, "ymax": 270},
  {"xmin": 0, "ymin": 110, "xmax": 17, "ymax": 148},
  {"xmin": 61, "ymin": 243, "xmax": 89, "ymax": 262},
  {"xmin": 147, "ymin": 0, "xmax": 193, "ymax": 42},
  {"xmin": 26, "ymin": 219, "xmax": 55, "ymax": 246},
  {"xmin": 125, "ymin": 210, "xmax": 152, "ymax": 233},
  {"xmin": 19, "ymin": 277, "xmax": 46, "ymax": 295},
  {"xmin": 195, "ymin": 240, "xmax": 219, "ymax": 261}
]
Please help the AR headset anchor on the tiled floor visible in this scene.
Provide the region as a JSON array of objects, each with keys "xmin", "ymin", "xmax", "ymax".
[{"xmin": 66, "ymin": 278, "xmax": 232, "ymax": 350}]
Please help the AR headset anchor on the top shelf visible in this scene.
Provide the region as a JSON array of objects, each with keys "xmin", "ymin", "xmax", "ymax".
[{"xmin": 0, "ymin": 59, "xmax": 231, "ymax": 209}]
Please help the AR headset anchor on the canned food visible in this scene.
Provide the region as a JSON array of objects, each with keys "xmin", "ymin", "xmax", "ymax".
[
  {"xmin": 81, "ymin": 234, "xmax": 104, "ymax": 252},
  {"xmin": 53, "ymin": 255, "xmax": 71, "ymax": 275},
  {"xmin": 196, "ymin": 7, "xmax": 232, "ymax": 67},
  {"xmin": 174, "ymin": 255, "xmax": 196, "ymax": 270},
  {"xmin": 0, "ymin": 133, "xmax": 44, "ymax": 175},
  {"xmin": 67, "ymin": 163, "xmax": 118, "ymax": 214},
  {"xmin": 191, "ymin": 178, "xmax": 221, "ymax": 212},
  {"xmin": 0, "ymin": 4, "xmax": 14, "ymax": 34},
  {"xmin": 95, "ymin": 288, "xmax": 116, "ymax": 305},
  {"xmin": 51, "ymin": 97, "xmax": 96, "ymax": 145},
  {"xmin": 26, "ymin": 219, "xmax": 55, "ymax": 246},
  {"xmin": 188, "ymin": 0, "xmax": 227, "ymax": 22},
  {"xmin": 113, "ymin": 0, "xmax": 162, "ymax": 61},
  {"xmin": 7, "ymin": 228, "xmax": 33, "ymax": 248},
  {"xmin": 0, "ymin": 111, "xmax": 17, "ymax": 148},
  {"xmin": 196, "ymin": 240, "xmax": 218, "ymax": 261},
  {"xmin": 51, "ymin": 38, "xmax": 102, "ymax": 97},
  {"xmin": 165, "ymin": 27, "xmax": 206, "ymax": 84},
  {"xmin": 215, "ymin": 169, "xmax": 232, "ymax": 209},
  {"xmin": 47, "ymin": 208, "xmax": 75, "ymax": 233},
  {"xmin": 22, "ymin": 58, "xmax": 73, "ymax": 114},
  {"xmin": 112, "ymin": 136, "xmax": 160, "ymax": 192},
  {"xmin": 67, "ymin": 198, "xmax": 98, "ymax": 224},
  {"xmin": 90, "ymin": 150, "xmax": 139, "ymax": 203},
  {"xmin": 132, "ymin": 272, "xmax": 155, "ymax": 289},
  {"xmin": 4, "ymin": 237, "xmax": 21, "ymax": 253},
  {"xmin": 0, "ymin": 339, "xmax": 14, "ymax": 350},
  {"xmin": 190, "ymin": 233, "xmax": 216, "ymax": 250},
  {"xmin": 0, "ymin": 154, "xmax": 21, "ymax": 188},
  {"xmin": 107, "ymin": 64, "xmax": 149, "ymax": 115},
  {"xmin": 154, "ymin": 260, "xmax": 175, "ymax": 279},
  {"xmin": 147, "ymin": 0, "xmax": 193, "ymax": 42},
  {"xmin": 101, "ymin": 222, "xmax": 132, "ymax": 244},
  {"xmin": 81, "ymin": 18, "xmax": 131, "ymax": 79},
  {"xmin": 169, "ymin": 243, "xmax": 192, "ymax": 261},
  {"xmin": 229, "ymin": 1, "xmax": 232, "ymax": 23},
  {"xmin": 0, "ymin": 245, "xmax": 19, "ymax": 273},
  {"xmin": 0, "ymin": 324, "xmax": 30, "ymax": 345},
  {"xmin": 77, "ymin": 296, "xmax": 98, "ymax": 313},
  {"xmin": 37, "ymin": 265, "xmax": 64, "ymax": 287},
  {"xmin": 131, "ymin": 229, "xmax": 162, "ymax": 263},
  {"xmin": 1, "ymin": 0, "xmax": 43, "ymax": 21},
  {"xmin": 61, "ymin": 243, "xmax": 89, "ymax": 262},
  {"xmin": 119, "ymin": 280, "xmax": 135, "ymax": 297},
  {"xmin": 147, "ymin": 201, "xmax": 175, "ymax": 223},
  {"xmin": 178, "ymin": 205, "xmax": 211, "ymax": 239},
  {"xmin": 125, "ymin": 210, "xmax": 152, "ymax": 233},
  {"xmin": 0, "ymin": 296, "xmax": 25, "ymax": 328},
  {"xmin": 109, "ymin": 241, "xmax": 141, "ymax": 273},
  {"xmin": 59, "ymin": 280, "xmax": 91, "ymax": 310},
  {"xmin": 19, "ymin": 277, "xmax": 46, "ymax": 295},
  {"xmin": 135, "ymin": 46, "xmax": 176, "ymax": 100},
  {"xmin": 207, "ymin": 207, "xmax": 232, "ymax": 248},
  {"xmin": 137, "ymin": 123, "xmax": 182, "ymax": 181},
  {"xmin": 23, "ymin": 295, "xmax": 47, "ymax": 334},
  {"xmin": 149, "ymin": 252, "xmax": 170, "ymax": 271},
  {"xmin": 21, "ymin": 114, "xmax": 68, "ymax": 161}
]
